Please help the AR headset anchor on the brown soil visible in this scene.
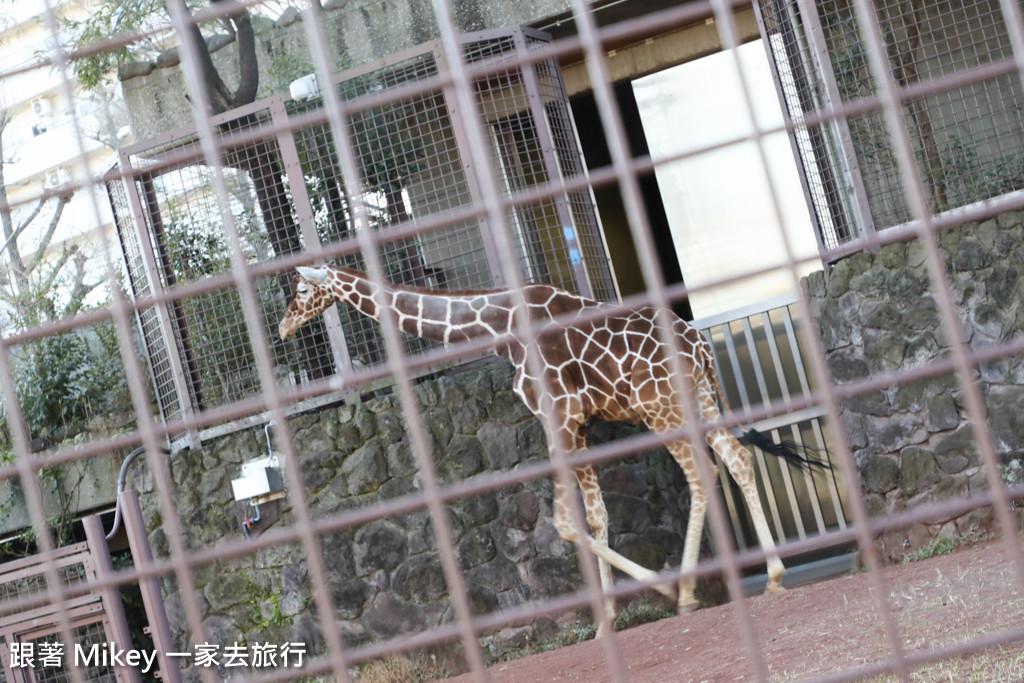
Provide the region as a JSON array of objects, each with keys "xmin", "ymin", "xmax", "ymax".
[{"xmin": 451, "ymin": 540, "xmax": 1024, "ymax": 682}]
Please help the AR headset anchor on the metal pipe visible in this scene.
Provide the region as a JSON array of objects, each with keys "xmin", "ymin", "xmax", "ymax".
[{"xmin": 105, "ymin": 446, "xmax": 168, "ymax": 541}]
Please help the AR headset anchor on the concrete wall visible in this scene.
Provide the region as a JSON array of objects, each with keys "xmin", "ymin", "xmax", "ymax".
[
  {"xmin": 806, "ymin": 210, "xmax": 1024, "ymax": 561},
  {"xmin": 118, "ymin": 0, "xmax": 575, "ymax": 143},
  {"xmin": 129, "ymin": 360, "xmax": 694, "ymax": 672},
  {"xmin": 0, "ymin": 412, "xmax": 133, "ymax": 539}
]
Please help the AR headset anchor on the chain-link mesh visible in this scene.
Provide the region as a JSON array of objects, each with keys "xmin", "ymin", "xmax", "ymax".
[{"xmin": 1, "ymin": 0, "xmax": 1023, "ymax": 681}]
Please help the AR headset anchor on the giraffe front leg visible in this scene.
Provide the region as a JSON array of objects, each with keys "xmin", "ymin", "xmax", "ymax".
[
  {"xmin": 575, "ymin": 465, "xmax": 617, "ymax": 636},
  {"xmin": 667, "ymin": 441, "xmax": 706, "ymax": 614},
  {"xmin": 551, "ymin": 471, "xmax": 677, "ymax": 635},
  {"xmin": 552, "ymin": 473, "xmax": 619, "ymax": 638}
]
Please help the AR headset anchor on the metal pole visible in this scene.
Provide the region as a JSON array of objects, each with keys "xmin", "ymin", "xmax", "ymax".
[
  {"xmin": 119, "ymin": 490, "xmax": 184, "ymax": 683},
  {"xmin": 82, "ymin": 515, "xmax": 143, "ymax": 683}
]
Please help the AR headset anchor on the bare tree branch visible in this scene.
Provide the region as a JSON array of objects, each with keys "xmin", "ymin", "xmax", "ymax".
[
  {"xmin": 14, "ymin": 198, "xmax": 47, "ymax": 235},
  {"xmin": 62, "ymin": 250, "xmax": 100, "ymax": 317},
  {"xmin": 0, "ymin": 108, "xmax": 28, "ymax": 295},
  {"xmin": 28, "ymin": 192, "xmax": 73, "ymax": 269},
  {"xmin": 32, "ymin": 243, "xmax": 77, "ymax": 311}
]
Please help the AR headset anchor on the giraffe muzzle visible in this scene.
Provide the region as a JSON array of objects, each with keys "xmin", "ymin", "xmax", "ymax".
[{"xmin": 279, "ymin": 317, "xmax": 298, "ymax": 340}]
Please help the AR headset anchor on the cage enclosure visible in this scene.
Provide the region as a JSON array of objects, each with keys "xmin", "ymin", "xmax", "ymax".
[{"xmin": 106, "ymin": 26, "xmax": 616, "ymax": 450}]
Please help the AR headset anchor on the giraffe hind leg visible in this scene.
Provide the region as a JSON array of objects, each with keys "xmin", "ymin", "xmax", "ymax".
[
  {"xmin": 707, "ymin": 425, "xmax": 786, "ymax": 592},
  {"xmin": 574, "ymin": 465, "xmax": 617, "ymax": 637},
  {"xmin": 545, "ymin": 421, "xmax": 623, "ymax": 628},
  {"xmin": 546, "ymin": 412, "xmax": 675, "ymax": 638}
]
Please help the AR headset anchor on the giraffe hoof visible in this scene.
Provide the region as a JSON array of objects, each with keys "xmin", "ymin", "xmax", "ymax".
[
  {"xmin": 765, "ymin": 581, "xmax": 785, "ymax": 595},
  {"xmin": 677, "ymin": 597, "xmax": 700, "ymax": 615}
]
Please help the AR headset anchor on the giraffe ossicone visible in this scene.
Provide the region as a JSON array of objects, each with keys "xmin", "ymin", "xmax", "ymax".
[
  {"xmin": 296, "ymin": 265, "xmax": 328, "ymax": 283},
  {"xmin": 279, "ymin": 264, "xmax": 827, "ymax": 632}
]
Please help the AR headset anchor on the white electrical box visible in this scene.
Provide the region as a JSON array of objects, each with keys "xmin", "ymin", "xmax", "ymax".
[
  {"xmin": 289, "ymin": 73, "xmax": 320, "ymax": 101},
  {"xmin": 231, "ymin": 455, "xmax": 285, "ymax": 503}
]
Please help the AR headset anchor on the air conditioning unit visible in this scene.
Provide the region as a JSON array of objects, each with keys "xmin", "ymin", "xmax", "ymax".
[
  {"xmin": 43, "ymin": 167, "xmax": 71, "ymax": 189},
  {"xmin": 31, "ymin": 97, "xmax": 52, "ymax": 117}
]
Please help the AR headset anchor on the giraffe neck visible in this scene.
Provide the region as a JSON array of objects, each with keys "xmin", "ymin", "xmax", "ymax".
[{"xmin": 326, "ymin": 266, "xmax": 519, "ymax": 344}]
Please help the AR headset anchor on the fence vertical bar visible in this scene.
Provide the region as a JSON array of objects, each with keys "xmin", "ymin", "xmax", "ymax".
[
  {"xmin": 82, "ymin": 515, "xmax": 142, "ymax": 683},
  {"xmin": 794, "ymin": 0, "xmax": 877, "ymax": 241},
  {"xmin": 120, "ymin": 490, "xmax": 184, "ymax": 683},
  {"xmin": 270, "ymin": 98, "xmax": 354, "ymax": 377},
  {"xmin": 515, "ymin": 29, "xmax": 594, "ymax": 299},
  {"xmin": 118, "ymin": 151, "xmax": 199, "ymax": 448}
]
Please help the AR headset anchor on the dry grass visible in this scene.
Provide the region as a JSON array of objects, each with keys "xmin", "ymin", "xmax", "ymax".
[
  {"xmin": 354, "ymin": 652, "xmax": 453, "ymax": 683},
  {"xmin": 772, "ymin": 540, "xmax": 1024, "ymax": 682},
  {"xmin": 869, "ymin": 647, "xmax": 1024, "ymax": 682},
  {"xmin": 864, "ymin": 550, "xmax": 1024, "ymax": 683}
]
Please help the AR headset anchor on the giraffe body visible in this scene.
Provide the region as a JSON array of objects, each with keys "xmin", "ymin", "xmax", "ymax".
[{"xmin": 279, "ymin": 265, "xmax": 805, "ymax": 629}]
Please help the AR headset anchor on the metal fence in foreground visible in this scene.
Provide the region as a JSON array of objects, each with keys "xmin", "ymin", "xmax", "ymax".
[{"xmin": 0, "ymin": 0, "xmax": 1023, "ymax": 682}]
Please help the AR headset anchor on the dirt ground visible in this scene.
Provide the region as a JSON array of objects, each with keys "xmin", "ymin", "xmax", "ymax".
[{"xmin": 452, "ymin": 540, "xmax": 1024, "ymax": 682}]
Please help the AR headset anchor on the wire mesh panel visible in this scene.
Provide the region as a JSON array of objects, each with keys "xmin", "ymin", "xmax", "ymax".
[
  {"xmin": 118, "ymin": 134, "xmax": 321, "ymax": 421},
  {"xmin": 25, "ymin": 622, "xmax": 117, "ymax": 683},
  {"xmin": 0, "ymin": 549, "xmax": 89, "ymax": 610},
  {"xmin": 290, "ymin": 48, "xmax": 486, "ymax": 366},
  {"xmin": 759, "ymin": 0, "xmax": 1024, "ymax": 243},
  {"xmin": 108, "ymin": 175, "xmax": 185, "ymax": 425},
  {"xmin": 756, "ymin": 0, "xmax": 871, "ymax": 250},
  {"xmin": 523, "ymin": 30, "xmax": 618, "ymax": 303},
  {"xmin": 465, "ymin": 29, "xmax": 618, "ymax": 300}
]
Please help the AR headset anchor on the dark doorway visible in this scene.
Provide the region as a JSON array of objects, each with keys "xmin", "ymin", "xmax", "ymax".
[{"xmin": 570, "ymin": 82, "xmax": 693, "ymax": 321}]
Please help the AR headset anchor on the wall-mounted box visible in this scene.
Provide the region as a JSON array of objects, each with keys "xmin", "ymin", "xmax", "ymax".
[{"xmin": 231, "ymin": 456, "xmax": 284, "ymax": 502}]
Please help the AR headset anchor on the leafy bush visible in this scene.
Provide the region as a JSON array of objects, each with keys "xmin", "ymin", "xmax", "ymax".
[
  {"xmin": 5, "ymin": 317, "xmax": 131, "ymax": 442},
  {"xmin": 14, "ymin": 332, "xmax": 94, "ymax": 432}
]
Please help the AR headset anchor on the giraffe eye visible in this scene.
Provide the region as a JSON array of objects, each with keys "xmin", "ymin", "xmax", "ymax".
[{"xmin": 297, "ymin": 286, "xmax": 309, "ymax": 295}]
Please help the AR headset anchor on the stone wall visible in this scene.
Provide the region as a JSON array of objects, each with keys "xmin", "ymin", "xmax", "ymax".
[
  {"xmin": 131, "ymin": 360, "xmax": 692, "ymax": 673},
  {"xmin": 805, "ymin": 210, "xmax": 1024, "ymax": 561}
]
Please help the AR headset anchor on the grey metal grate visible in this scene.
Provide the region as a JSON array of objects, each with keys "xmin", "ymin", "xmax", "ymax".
[
  {"xmin": 695, "ymin": 295, "xmax": 848, "ymax": 550},
  {"xmin": 759, "ymin": 0, "xmax": 1024, "ymax": 244}
]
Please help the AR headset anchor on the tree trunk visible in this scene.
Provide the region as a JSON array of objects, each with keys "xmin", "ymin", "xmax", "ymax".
[
  {"xmin": 886, "ymin": 0, "xmax": 947, "ymax": 210},
  {"xmin": 223, "ymin": 119, "xmax": 333, "ymax": 380}
]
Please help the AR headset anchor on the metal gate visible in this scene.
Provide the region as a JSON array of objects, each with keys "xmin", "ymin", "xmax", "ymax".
[
  {"xmin": 0, "ymin": 495, "xmax": 178, "ymax": 683},
  {"xmin": 0, "ymin": 539, "xmax": 131, "ymax": 682},
  {"xmin": 695, "ymin": 293, "xmax": 850, "ymax": 559}
]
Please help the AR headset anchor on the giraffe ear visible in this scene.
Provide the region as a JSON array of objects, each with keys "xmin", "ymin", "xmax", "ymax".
[{"xmin": 296, "ymin": 266, "xmax": 329, "ymax": 283}]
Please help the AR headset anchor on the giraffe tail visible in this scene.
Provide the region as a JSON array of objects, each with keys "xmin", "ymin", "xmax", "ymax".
[
  {"xmin": 741, "ymin": 428, "xmax": 831, "ymax": 473},
  {"xmin": 698, "ymin": 335, "xmax": 829, "ymax": 473}
]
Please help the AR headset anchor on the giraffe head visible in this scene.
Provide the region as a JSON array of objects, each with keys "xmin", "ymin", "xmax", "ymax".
[{"xmin": 278, "ymin": 266, "xmax": 335, "ymax": 339}]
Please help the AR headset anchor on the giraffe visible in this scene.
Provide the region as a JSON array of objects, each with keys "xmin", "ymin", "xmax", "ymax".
[{"xmin": 278, "ymin": 264, "xmax": 825, "ymax": 628}]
